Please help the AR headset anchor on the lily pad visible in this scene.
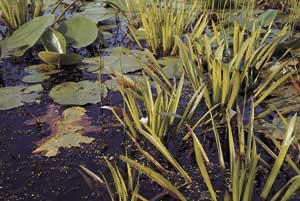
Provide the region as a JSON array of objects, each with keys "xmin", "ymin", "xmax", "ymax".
[
  {"xmin": 104, "ymin": 74, "xmax": 145, "ymax": 91},
  {"xmin": 58, "ymin": 16, "xmax": 98, "ymax": 48},
  {"xmin": 22, "ymin": 64, "xmax": 61, "ymax": 83},
  {"xmin": 5, "ymin": 15, "xmax": 55, "ymax": 56},
  {"xmin": 0, "ymin": 84, "xmax": 43, "ymax": 110},
  {"xmin": 78, "ymin": 48, "xmax": 143, "ymax": 74},
  {"xmin": 158, "ymin": 57, "xmax": 184, "ymax": 79},
  {"xmin": 264, "ymin": 84, "xmax": 300, "ymax": 114},
  {"xmin": 25, "ymin": 105, "xmax": 101, "ymax": 157},
  {"xmin": 38, "ymin": 51, "xmax": 83, "ymax": 66},
  {"xmin": 77, "ymin": 6, "xmax": 115, "ymax": 23},
  {"xmin": 49, "ymin": 80, "xmax": 107, "ymax": 105},
  {"xmin": 256, "ymin": 116, "xmax": 300, "ymax": 141},
  {"xmin": 22, "ymin": 74, "xmax": 51, "ymax": 83}
]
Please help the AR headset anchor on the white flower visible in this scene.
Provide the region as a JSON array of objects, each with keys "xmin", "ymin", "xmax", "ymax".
[{"xmin": 140, "ymin": 117, "xmax": 149, "ymax": 124}]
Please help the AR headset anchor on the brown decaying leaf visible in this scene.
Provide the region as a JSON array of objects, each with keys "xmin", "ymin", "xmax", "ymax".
[{"xmin": 25, "ymin": 104, "xmax": 102, "ymax": 157}]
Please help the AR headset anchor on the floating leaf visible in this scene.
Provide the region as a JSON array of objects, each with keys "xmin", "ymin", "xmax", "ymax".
[
  {"xmin": 38, "ymin": 51, "xmax": 83, "ymax": 66},
  {"xmin": 58, "ymin": 16, "xmax": 98, "ymax": 48},
  {"xmin": 22, "ymin": 74, "xmax": 51, "ymax": 83},
  {"xmin": 104, "ymin": 75, "xmax": 145, "ymax": 91},
  {"xmin": 257, "ymin": 9, "xmax": 278, "ymax": 27},
  {"xmin": 264, "ymin": 84, "xmax": 300, "ymax": 114},
  {"xmin": 26, "ymin": 105, "xmax": 100, "ymax": 157},
  {"xmin": 78, "ymin": 48, "xmax": 143, "ymax": 74},
  {"xmin": 49, "ymin": 80, "xmax": 107, "ymax": 105},
  {"xmin": 5, "ymin": 15, "xmax": 55, "ymax": 56},
  {"xmin": 0, "ymin": 84, "xmax": 43, "ymax": 110},
  {"xmin": 77, "ymin": 6, "xmax": 115, "ymax": 23},
  {"xmin": 158, "ymin": 57, "xmax": 183, "ymax": 79},
  {"xmin": 41, "ymin": 29, "xmax": 67, "ymax": 54},
  {"xmin": 256, "ymin": 116, "xmax": 300, "ymax": 141},
  {"xmin": 22, "ymin": 64, "xmax": 61, "ymax": 83}
]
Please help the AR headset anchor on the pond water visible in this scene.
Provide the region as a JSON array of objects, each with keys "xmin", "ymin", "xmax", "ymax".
[{"xmin": 0, "ymin": 58, "xmax": 298, "ymax": 201}]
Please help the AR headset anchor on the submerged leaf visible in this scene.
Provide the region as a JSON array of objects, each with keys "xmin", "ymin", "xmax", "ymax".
[
  {"xmin": 22, "ymin": 64, "xmax": 61, "ymax": 83},
  {"xmin": 26, "ymin": 105, "xmax": 100, "ymax": 157},
  {"xmin": 0, "ymin": 84, "xmax": 43, "ymax": 110},
  {"xmin": 49, "ymin": 80, "xmax": 107, "ymax": 105}
]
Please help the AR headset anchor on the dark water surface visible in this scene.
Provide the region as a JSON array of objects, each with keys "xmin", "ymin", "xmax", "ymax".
[{"xmin": 0, "ymin": 58, "xmax": 299, "ymax": 201}]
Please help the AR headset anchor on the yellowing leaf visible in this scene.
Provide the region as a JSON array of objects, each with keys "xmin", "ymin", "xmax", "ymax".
[{"xmin": 26, "ymin": 105, "xmax": 101, "ymax": 157}]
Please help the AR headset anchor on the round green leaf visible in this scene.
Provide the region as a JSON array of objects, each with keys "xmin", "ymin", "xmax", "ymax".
[
  {"xmin": 49, "ymin": 80, "xmax": 107, "ymax": 105},
  {"xmin": 58, "ymin": 16, "xmax": 98, "ymax": 48}
]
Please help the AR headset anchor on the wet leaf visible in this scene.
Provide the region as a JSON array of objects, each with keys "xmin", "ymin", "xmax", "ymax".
[
  {"xmin": 264, "ymin": 84, "xmax": 300, "ymax": 114},
  {"xmin": 77, "ymin": 6, "xmax": 115, "ymax": 23},
  {"xmin": 26, "ymin": 105, "xmax": 100, "ymax": 157},
  {"xmin": 158, "ymin": 57, "xmax": 183, "ymax": 79},
  {"xmin": 41, "ymin": 29, "xmax": 67, "ymax": 54},
  {"xmin": 256, "ymin": 116, "xmax": 300, "ymax": 141},
  {"xmin": 58, "ymin": 16, "xmax": 98, "ymax": 48},
  {"xmin": 104, "ymin": 75, "xmax": 145, "ymax": 91},
  {"xmin": 22, "ymin": 64, "xmax": 61, "ymax": 83},
  {"xmin": 22, "ymin": 74, "xmax": 51, "ymax": 83},
  {"xmin": 5, "ymin": 15, "xmax": 55, "ymax": 56},
  {"xmin": 78, "ymin": 48, "xmax": 143, "ymax": 74},
  {"xmin": 49, "ymin": 80, "xmax": 107, "ymax": 105},
  {"xmin": 257, "ymin": 9, "xmax": 278, "ymax": 27},
  {"xmin": 38, "ymin": 51, "xmax": 83, "ymax": 66},
  {"xmin": 0, "ymin": 84, "xmax": 43, "ymax": 110}
]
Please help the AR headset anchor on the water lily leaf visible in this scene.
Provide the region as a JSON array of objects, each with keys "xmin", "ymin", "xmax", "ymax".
[
  {"xmin": 256, "ymin": 116, "xmax": 300, "ymax": 141},
  {"xmin": 77, "ymin": 6, "xmax": 115, "ymax": 23},
  {"xmin": 263, "ymin": 83, "xmax": 300, "ymax": 114},
  {"xmin": 256, "ymin": 9, "xmax": 278, "ymax": 27},
  {"xmin": 25, "ymin": 105, "xmax": 100, "ymax": 157},
  {"xmin": 41, "ymin": 29, "xmax": 67, "ymax": 54},
  {"xmin": 78, "ymin": 48, "xmax": 143, "ymax": 74},
  {"xmin": 104, "ymin": 75, "xmax": 145, "ymax": 91},
  {"xmin": 0, "ymin": 84, "xmax": 43, "ymax": 110},
  {"xmin": 158, "ymin": 57, "xmax": 183, "ymax": 79},
  {"xmin": 22, "ymin": 74, "xmax": 51, "ymax": 83},
  {"xmin": 49, "ymin": 80, "xmax": 107, "ymax": 105},
  {"xmin": 5, "ymin": 15, "xmax": 55, "ymax": 56},
  {"xmin": 24, "ymin": 64, "xmax": 60, "ymax": 74},
  {"xmin": 22, "ymin": 64, "xmax": 61, "ymax": 83},
  {"xmin": 58, "ymin": 16, "xmax": 98, "ymax": 48},
  {"xmin": 38, "ymin": 51, "xmax": 83, "ymax": 66}
]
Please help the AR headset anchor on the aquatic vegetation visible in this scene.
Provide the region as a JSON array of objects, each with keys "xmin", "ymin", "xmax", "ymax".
[
  {"xmin": 78, "ymin": 48, "xmax": 145, "ymax": 74},
  {"xmin": 0, "ymin": 84, "xmax": 43, "ymax": 110},
  {"xmin": 49, "ymin": 80, "xmax": 107, "ymax": 105},
  {"xmin": 0, "ymin": 0, "xmax": 300, "ymax": 200},
  {"xmin": 177, "ymin": 22, "xmax": 291, "ymax": 110},
  {"xmin": 57, "ymin": 16, "xmax": 98, "ymax": 49},
  {"xmin": 0, "ymin": 0, "xmax": 44, "ymax": 32},
  {"xmin": 22, "ymin": 64, "xmax": 61, "ymax": 83},
  {"xmin": 25, "ymin": 105, "xmax": 100, "ymax": 157},
  {"xmin": 5, "ymin": 15, "xmax": 55, "ymax": 56},
  {"xmin": 38, "ymin": 51, "xmax": 83, "ymax": 66}
]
